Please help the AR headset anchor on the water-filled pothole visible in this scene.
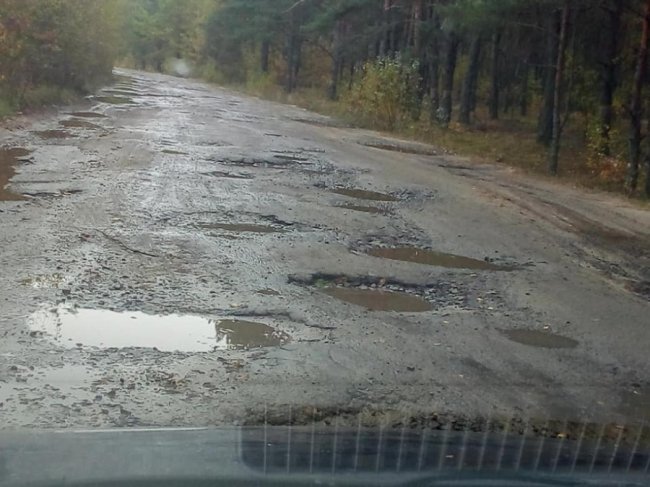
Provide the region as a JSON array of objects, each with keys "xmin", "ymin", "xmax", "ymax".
[
  {"xmin": 501, "ymin": 329, "xmax": 578, "ymax": 349},
  {"xmin": 322, "ymin": 287, "xmax": 433, "ymax": 312},
  {"xmin": 69, "ymin": 111, "xmax": 106, "ymax": 118},
  {"xmin": 162, "ymin": 149, "xmax": 189, "ymax": 155},
  {"xmin": 0, "ymin": 147, "xmax": 32, "ymax": 201},
  {"xmin": 331, "ymin": 188, "xmax": 397, "ymax": 201},
  {"xmin": 94, "ymin": 96, "xmax": 133, "ymax": 105},
  {"xmin": 367, "ymin": 247, "xmax": 512, "ymax": 271},
  {"xmin": 34, "ymin": 130, "xmax": 72, "ymax": 139},
  {"xmin": 60, "ymin": 119, "xmax": 102, "ymax": 130},
  {"xmin": 216, "ymin": 320, "xmax": 290, "ymax": 350},
  {"xmin": 337, "ymin": 204, "xmax": 387, "ymax": 214},
  {"xmin": 29, "ymin": 307, "xmax": 290, "ymax": 352},
  {"xmin": 203, "ymin": 171, "xmax": 253, "ymax": 180},
  {"xmin": 200, "ymin": 223, "xmax": 285, "ymax": 234}
]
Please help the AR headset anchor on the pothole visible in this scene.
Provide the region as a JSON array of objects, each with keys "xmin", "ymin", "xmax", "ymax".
[
  {"xmin": 0, "ymin": 147, "xmax": 32, "ymax": 201},
  {"xmin": 94, "ymin": 96, "xmax": 133, "ymax": 105},
  {"xmin": 69, "ymin": 111, "xmax": 106, "ymax": 118},
  {"xmin": 162, "ymin": 149, "xmax": 189, "ymax": 155},
  {"xmin": 200, "ymin": 223, "xmax": 286, "ymax": 234},
  {"xmin": 366, "ymin": 247, "xmax": 515, "ymax": 271},
  {"xmin": 289, "ymin": 273, "xmax": 467, "ymax": 311},
  {"xmin": 28, "ymin": 306, "xmax": 291, "ymax": 352},
  {"xmin": 337, "ymin": 204, "xmax": 388, "ymax": 214},
  {"xmin": 360, "ymin": 141, "xmax": 438, "ymax": 156},
  {"xmin": 501, "ymin": 329, "xmax": 579, "ymax": 349},
  {"xmin": 216, "ymin": 319, "xmax": 290, "ymax": 350},
  {"xmin": 331, "ymin": 187, "xmax": 397, "ymax": 202},
  {"xmin": 60, "ymin": 119, "xmax": 102, "ymax": 130},
  {"xmin": 203, "ymin": 170, "xmax": 253, "ymax": 180},
  {"xmin": 257, "ymin": 289, "xmax": 281, "ymax": 296},
  {"xmin": 33, "ymin": 130, "xmax": 72, "ymax": 139},
  {"xmin": 322, "ymin": 287, "xmax": 433, "ymax": 312}
]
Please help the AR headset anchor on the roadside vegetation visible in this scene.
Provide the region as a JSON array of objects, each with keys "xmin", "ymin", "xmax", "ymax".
[{"xmin": 4, "ymin": 1, "xmax": 650, "ymax": 198}]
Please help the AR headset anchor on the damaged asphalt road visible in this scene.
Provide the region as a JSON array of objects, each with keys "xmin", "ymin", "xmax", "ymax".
[{"xmin": 0, "ymin": 69, "xmax": 649, "ymax": 429}]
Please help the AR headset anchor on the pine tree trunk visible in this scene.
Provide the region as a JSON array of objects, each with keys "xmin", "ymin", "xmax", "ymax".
[
  {"xmin": 459, "ymin": 36, "xmax": 482, "ymax": 125},
  {"xmin": 260, "ymin": 40, "xmax": 270, "ymax": 73},
  {"xmin": 488, "ymin": 30, "xmax": 501, "ymax": 120},
  {"xmin": 520, "ymin": 59, "xmax": 529, "ymax": 117},
  {"xmin": 538, "ymin": 13, "xmax": 560, "ymax": 145},
  {"xmin": 428, "ymin": 14, "xmax": 441, "ymax": 122},
  {"xmin": 599, "ymin": 2, "xmax": 623, "ymax": 156},
  {"xmin": 548, "ymin": 2, "xmax": 570, "ymax": 175},
  {"xmin": 627, "ymin": 0, "xmax": 650, "ymax": 193},
  {"xmin": 328, "ymin": 21, "xmax": 344, "ymax": 100},
  {"xmin": 437, "ymin": 32, "xmax": 458, "ymax": 126}
]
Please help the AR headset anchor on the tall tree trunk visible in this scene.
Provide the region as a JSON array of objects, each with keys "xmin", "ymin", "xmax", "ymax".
[
  {"xmin": 428, "ymin": 14, "xmax": 441, "ymax": 122},
  {"xmin": 260, "ymin": 40, "xmax": 270, "ymax": 73},
  {"xmin": 538, "ymin": 13, "xmax": 560, "ymax": 145},
  {"xmin": 488, "ymin": 30, "xmax": 501, "ymax": 120},
  {"xmin": 519, "ymin": 58, "xmax": 530, "ymax": 117},
  {"xmin": 548, "ymin": 2, "xmax": 571, "ymax": 175},
  {"xmin": 627, "ymin": 0, "xmax": 650, "ymax": 193},
  {"xmin": 599, "ymin": 1, "xmax": 623, "ymax": 156},
  {"xmin": 459, "ymin": 35, "xmax": 482, "ymax": 125},
  {"xmin": 328, "ymin": 20, "xmax": 344, "ymax": 100},
  {"xmin": 437, "ymin": 31, "xmax": 458, "ymax": 126}
]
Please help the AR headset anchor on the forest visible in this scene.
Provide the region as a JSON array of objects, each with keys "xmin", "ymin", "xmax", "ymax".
[{"xmin": 3, "ymin": 0, "xmax": 650, "ymax": 197}]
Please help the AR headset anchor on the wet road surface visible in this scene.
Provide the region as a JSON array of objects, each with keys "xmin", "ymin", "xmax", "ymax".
[{"xmin": 0, "ymin": 69, "xmax": 649, "ymax": 428}]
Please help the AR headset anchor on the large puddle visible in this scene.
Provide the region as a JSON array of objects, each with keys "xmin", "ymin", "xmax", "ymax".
[
  {"xmin": 94, "ymin": 95, "xmax": 133, "ymax": 105},
  {"xmin": 501, "ymin": 329, "xmax": 579, "ymax": 349},
  {"xmin": 60, "ymin": 119, "xmax": 102, "ymax": 130},
  {"xmin": 201, "ymin": 223, "xmax": 284, "ymax": 234},
  {"xmin": 322, "ymin": 287, "xmax": 432, "ymax": 312},
  {"xmin": 29, "ymin": 307, "xmax": 290, "ymax": 352},
  {"xmin": 0, "ymin": 147, "xmax": 32, "ymax": 201},
  {"xmin": 338, "ymin": 204, "xmax": 386, "ymax": 214},
  {"xmin": 216, "ymin": 320, "xmax": 290, "ymax": 350},
  {"xmin": 367, "ymin": 247, "xmax": 509, "ymax": 271},
  {"xmin": 69, "ymin": 111, "xmax": 106, "ymax": 118},
  {"xmin": 331, "ymin": 188, "xmax": 397, "ymax": 202},
  {"xmin": 34, "ymin": 129, "xmax": 72, "ymax": 139}
]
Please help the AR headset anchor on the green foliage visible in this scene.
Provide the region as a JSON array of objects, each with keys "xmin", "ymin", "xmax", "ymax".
[{"xmin": 343, "ymin": 57, "xmax": 420, "ymax": 131}]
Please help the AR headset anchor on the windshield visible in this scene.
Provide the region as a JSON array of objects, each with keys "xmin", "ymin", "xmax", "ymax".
[{"xmin": 0, "ymin": 0, "xmax": 649, "ymax": 485}]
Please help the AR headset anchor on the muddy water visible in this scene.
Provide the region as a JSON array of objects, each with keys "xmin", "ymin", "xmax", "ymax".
[
  {"xmin": 0, "ymin": 147, "xmax": 32, "ymax": 201},
  {"xmin": 501, "ymin": 329, "xmax": 579, "ymax": 349},
  {"xmin": 201, "ymin": 223, "xmax": 284, "ymax": 234},
  {"xmin": 215, "ymin": 320, "xmax": 290, "ymax": 350},
  {"xmin": 338, "ymin": 204, "xmax": 386, "ymax": 214},
  {"xmin": 322, "ymin": 287, "xmax": 433, "ymax": 312},
  {"xmin": 34, "ymin": 130, "xmax": 72, "ymax": 139},
  {"xmin": 29, "ymin": 307, "xmax": 218, "ymax": 352},
  {"xmin": 60, "ymin": 119, "xmax": 102, "ymax": 130},
  {"xmin": 69, "ymin": 111, "xmax": 106, "ymax": 118},
  {"xmin": 331, "ymin": 188, "xmax": 397, "ymax": 202},
  {"xmin": 94, "ymin": 96, "xmax": 133, "ymax": 105},
  {"xmin": 367, "ymin": 247, "xmax": 508, "ymax": 271}
]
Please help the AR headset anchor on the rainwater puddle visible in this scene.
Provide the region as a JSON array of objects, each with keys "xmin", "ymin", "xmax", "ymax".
[
  {"xmin": 94, "ymin": 96, "xmax": 133, "ymax": 105},
  {"xmin": 203, "ymin": 171, "xmax": 253, "ymax": 180},
  {"xmin": 0, "ymin": 147, "xmax": 31, "ymax": 201},
  {"xmin": 367, "ymin": 247, "xmax": 509, "ymax": 271},
  {"xmin": 69, "ymin": 111, "xmax": 106, "ymax": 118},
  {"xmin": 34, "ymin": 130, "xmax": 72, "ymax": 139},
  {"xmin": 322, "ymin": 287, "xmax": 432, "ymax": 312},
  {"xmin": 201, "ymin": 223, "xmax": 284, "ymax": 234},
  {"xmin": 257, "ymin": 289, "xmax": 281, "ymax": 296},
  {"xmin": 215, "ymin": 320, "xmax": 290, "ymax": 350},
  {"xmin": 60, "ymin": 119, "xmax": 102, "ymax": 130},
  {"xmin": 338, "ymin": 204, "xmax": 386, "ymax": 214},
  {"xmin": 501, "ymin": 329, "xmax": 578, "ymax": 349},
  {"xmin": 331, "ymin": 188, "xmax": 397, "ymax": 202},
  {"xmin": 29, "ymin": 308, "xmax": 218, "ymax": 352},
  {"xmin": 162, "ymin": 149, "xmax": 189, "ymax": 155}
]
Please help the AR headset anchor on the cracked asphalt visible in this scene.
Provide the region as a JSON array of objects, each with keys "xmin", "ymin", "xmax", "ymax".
[{"xmin": 0, "ymin": 69, "xmax": 649, "ymax": 429}]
